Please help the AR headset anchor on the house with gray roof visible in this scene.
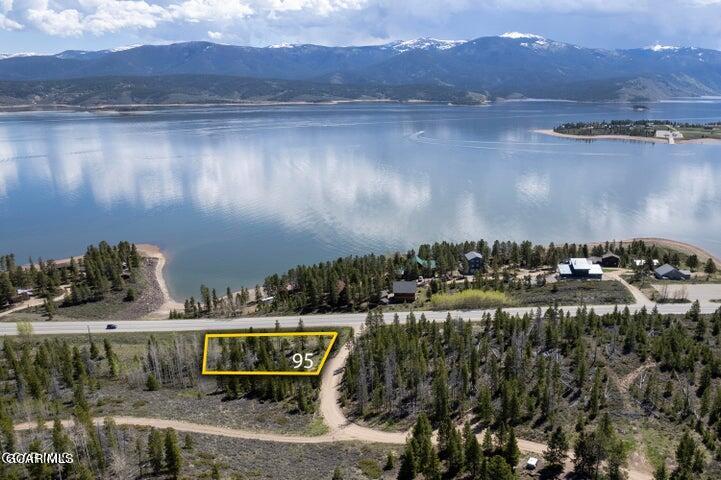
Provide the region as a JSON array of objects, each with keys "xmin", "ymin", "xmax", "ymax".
[
  {"xmin": 464, "ymin": 251, "xmax": 484, "ymax": 274},
  {"xmin": 654, "ymin": 264, "xmax": 691, "ymax": 280}
]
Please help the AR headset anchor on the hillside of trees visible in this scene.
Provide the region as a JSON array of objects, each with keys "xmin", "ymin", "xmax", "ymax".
[
  {"xmin": 1, "ymin": 241, "xmax": 143, "ymax": 317},
  {"xmin": 0, "ymin": 75, "xmax": 485, "ymax": 108},
  {"xmin": 342, "ymin": 305, "xmax": 721, "ymax": 478},
  {"xmin": 175, "ymin": 238, "xmax": 686, "ymax": 318},
  {"xmin": 0, "ymin": 322, "xmax": 335, "ymax": 478}
]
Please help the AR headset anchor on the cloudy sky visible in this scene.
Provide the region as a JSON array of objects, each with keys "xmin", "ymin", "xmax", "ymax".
[{"xmin": 3, "ymin": 0, "xmax": 721, "ymax": 54}]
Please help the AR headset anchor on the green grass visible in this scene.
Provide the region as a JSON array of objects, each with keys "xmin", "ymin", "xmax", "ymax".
[
  {"xmin": 640, "ymin": 425, "xmax": 673, "ymax": 469},
  {"xmin": 357, "ymin": 459, "xmax": 383, "ymax": 479},
  {"xmin": 430, "ymin": 290, "xmax": 514, "ymax": 310},
  {"xmin": 303, "ymin": 417, "xmax": 329, "ymax": 436},
  {"xmin": 678, "ymin": 126, "xmax": 721, "ymax": 140}
]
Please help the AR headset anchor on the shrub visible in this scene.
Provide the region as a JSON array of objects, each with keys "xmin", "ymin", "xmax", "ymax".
[
  {"xmin": 357, "ymin": 459, "xmax": 382, "ymax": 479},
  {"xmin": 146, "ymin": 373, "xmax": 160, "ymax": 391},
  {"xmin": 124, "ymin": 287, "xmax": 137, "ymax": 302}
]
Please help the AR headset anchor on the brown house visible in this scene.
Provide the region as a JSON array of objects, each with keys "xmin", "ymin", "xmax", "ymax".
[
  {"xmin": 600, "ymin": 252, "xmax": 621, "ymax": 268},
  {"xmin": 391, "ymin": 281, "xmax": 417, "ymax": 303}
]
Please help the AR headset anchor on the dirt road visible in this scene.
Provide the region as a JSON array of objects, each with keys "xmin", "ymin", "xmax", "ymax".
[
  {"xmin": 0, "ymin": 288, "xmax": 67, "ymax": 319},
  {"xmin": 14, "ymin": 334, "xmax": 654, "ymax": 479}
]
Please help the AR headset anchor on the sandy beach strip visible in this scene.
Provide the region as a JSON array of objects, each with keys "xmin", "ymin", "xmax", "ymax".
[{"xmin": 135, "ymin": 244, "xmax": 184, "ymax": 318}]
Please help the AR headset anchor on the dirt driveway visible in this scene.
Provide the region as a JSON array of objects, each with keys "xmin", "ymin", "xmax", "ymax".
[{"xmin": 652, "ymin": 283, "xmax": 721, "ymax": 305}]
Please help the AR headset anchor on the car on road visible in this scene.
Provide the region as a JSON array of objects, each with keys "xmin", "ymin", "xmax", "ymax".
[{"xmin": 105, "ymin": 324, "xmax": 118, "ymax": 330}]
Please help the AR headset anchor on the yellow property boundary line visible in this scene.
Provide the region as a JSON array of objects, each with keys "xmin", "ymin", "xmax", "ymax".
[{"xmin": 201, "ymin": 331, "xmax": 338, "ymax": 376}]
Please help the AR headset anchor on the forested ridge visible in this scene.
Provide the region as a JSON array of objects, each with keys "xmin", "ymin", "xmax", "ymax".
[{"xmin": 342, "ymin": 305, "xmax": 721, "ymax": 478}]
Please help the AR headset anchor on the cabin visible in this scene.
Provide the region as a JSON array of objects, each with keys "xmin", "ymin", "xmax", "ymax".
[
  {"xmin": 414, "ymin": 256, "xmax": 437, "ymax": 271},
  {"xmin": 464, "ymin": 251, "xmax": 484, "ymax": 274},
  {"xmin": 391, "ymin": 281, "xmax": 417, "ymax": 303},
  {"xmin": 600, "ymin": 252, "xmax": 621, "ymax": 268},
  {"xmin": 10, "ymin": 288, "xmax": 32, "ymax": 303},
  {"xmin": 654, "ymin": 264, "xmax": 691, "ymax": 280},
  {"xmin": 526, "ymin": 457, "xmax": 539, "ymax": 470},
  {"xmin": 557, "ymin": 258, "xmax": 603, "ymax": 280}
]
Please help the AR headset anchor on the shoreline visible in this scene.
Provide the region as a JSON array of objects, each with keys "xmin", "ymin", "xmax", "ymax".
[
  {"xmin": 0, "ymin": 98, "xmax": 486, "ymax": 114},
  {"xmin": 135, "ymin": 244, "xmax": 184, "ymax": 318},
  {"xmin": 4, "ymin": 236, "xmax": 717, "ymax": 321},
  {"xmin": 534, "ymin": 128, "xmax": 721, "ymax": 145}
]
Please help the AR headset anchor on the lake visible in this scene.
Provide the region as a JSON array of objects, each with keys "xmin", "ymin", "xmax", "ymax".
[{"xmin": 1, "ymin": 101, "xmax": 720, "ymax": 298}]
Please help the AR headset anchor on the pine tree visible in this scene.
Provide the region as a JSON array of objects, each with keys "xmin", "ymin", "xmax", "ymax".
[
  {"xmin": 654, "ymin": 463, "xmax": 668, "ymax": 480},
  {"xmin": 446, "ymin": 425, "xmax": 464, "ymax": 477},
  {"xmin": 589, "ymin": 368, "xmax": 603, "ymax": 417},
  {"xmin": 44, "ymin": 296, "xmax": 56, "ymax": 320},
  {"xmin": 486, "ymin": 455, "xmax": 515, "ymax": 480},
  {"xmin": 148, "ymin": 428, "xmax": 164, "ymax": 474},
  {"xmin": 165, "ymin": 428, "xmax": 183, "ymax": 478},
  {"xmin": 544, "ymin": 426, "xmax": 569, "ymax": 471},
  {"xmin": 704, "ymin": 258, "xmax": 717, "ymax": 275},
  {"xmin": 504, "ymin": 428, "xmax": 520, "ymax": 470},
  {"xmin": 397, "ymin": 442, "xmax": 416, "ymax": 480},
  {"xmin": 672, "ymin": 431, "xmax": 701, "ymax": 479},
  {"xmin": 384, "ymin": 451, "xmax": 395, "ymax": 470},
  {"xmin": 477, "ymin": 385, "xmax": 494, "ymax": 424},
  {"xmin": 464, "ymin": 433, "xmax": 482, "ymax": 477},
  {"xmin": 482, "ymin": 429, "xmax": 493, "ymax": 453}
]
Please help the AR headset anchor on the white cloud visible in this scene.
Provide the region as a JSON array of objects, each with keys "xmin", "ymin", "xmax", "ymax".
[
  {"xmin": 169, "ymin": 0, "xmax": 253, "ymax": 23},
  {"xmin": 0, "ymin": 13, "xmax": 22, "ymax": 29},
  {"xmin": 26, "ymin": 7, "xmax": 83, "ymax": 36},
  {"xmin": 4, "ymin": 0, "xmax": 721, "ymax": 50},
  {"xmin": 265, "ymin": 0, "xmax": 366, "ymax": 15},
  {"xmin": 82, "ymin": 0, "xmax": 171, "ymax": 34},
  {"xmin": 25, "ymin": 0, "xmax": 171, "ymax": 36},
  {"xmin": 207, "ymin": 29, "xmax": 221, "ymax": 39},
  {"xmin": 10, "ymin": 0, "xmax": 368, "ymax": 37}
]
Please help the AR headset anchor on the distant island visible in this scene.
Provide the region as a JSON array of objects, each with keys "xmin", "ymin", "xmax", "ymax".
[{"xmin": 537, "ymin": 120, "xmax": 721, "ymax": 144}]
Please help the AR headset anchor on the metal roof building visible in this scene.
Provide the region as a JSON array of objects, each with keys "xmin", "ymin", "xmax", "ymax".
[{"xmin": 557, "ymin": 258, "xmax": 603, "ymax": 279}]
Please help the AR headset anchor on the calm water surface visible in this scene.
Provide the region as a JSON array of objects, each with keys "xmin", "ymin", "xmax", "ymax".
[{"xmin": 1, "ymin": 102, "xmax": 720, "ymax": 297}]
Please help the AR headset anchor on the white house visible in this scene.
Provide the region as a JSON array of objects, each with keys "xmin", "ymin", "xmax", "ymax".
[
  {"xmin": 557, "ymin": 258, "xmax": 603, "ymax": 280},
  {"xmin": 654, "ymin": 129, "xmax": 684, "ymax": 144}
]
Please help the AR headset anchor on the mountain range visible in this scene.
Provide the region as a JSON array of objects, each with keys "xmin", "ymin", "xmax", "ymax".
[{"xmin": 2, "ymin": 33, "xmax": 721, "ymax": 106}]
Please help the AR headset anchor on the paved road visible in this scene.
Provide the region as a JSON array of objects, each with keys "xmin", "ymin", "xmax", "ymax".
[{"xmin": 1, "ymin": 302, "xmax": 717, "ymax": 336}]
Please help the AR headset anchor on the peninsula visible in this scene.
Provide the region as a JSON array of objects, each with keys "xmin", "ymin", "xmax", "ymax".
[{"xmin": 537, "ymin": 120, "xmax": 721, "ymax": 144}]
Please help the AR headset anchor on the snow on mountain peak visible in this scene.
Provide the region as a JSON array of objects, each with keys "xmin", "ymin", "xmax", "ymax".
[
  {"xmin": 500, "ymin": 32, "xmax": 545, "ymax": 40},
  {"xmin": 389, "ymin": 38, "xmax": 466, "ymax": 53},
  {"xmin": 646, "ymin": 44, "xmax": 680, "ymax": 52},
  {"xmin": 0, "ymin": 52, "xmax": 38, "ymax": 59}
]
